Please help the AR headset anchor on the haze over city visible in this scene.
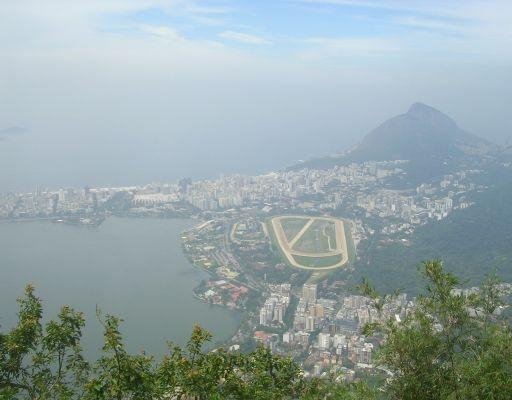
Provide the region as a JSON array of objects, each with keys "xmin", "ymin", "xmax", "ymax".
[
  {"xmin": 1, "ymin": 0, "xmax": 511, "ymax": 191},
  {"xmin": 2, "ymin": 2, "xmax": 512, "ymax": 398}
]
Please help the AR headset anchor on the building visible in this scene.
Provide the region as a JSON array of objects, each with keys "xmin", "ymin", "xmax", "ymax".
[
  {"xmin": 317, "ymin": 333, "xmax": 331, "ymax": 350},
  {"xmin": 259, "ymin": 293, "xmax": 289, "ymax": 326},
  {"xmin": 305, "ymin": 315, "xmax": 316, "ymax": 331},
  {"xmin": 303, "ymin": 284, "xmax": 317, "ymax": 303}
]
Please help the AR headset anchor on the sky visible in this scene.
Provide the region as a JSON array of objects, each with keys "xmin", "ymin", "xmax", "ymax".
[{"xmin": 1, "ymin": 0, "xmax": 511, "ymax": 191}]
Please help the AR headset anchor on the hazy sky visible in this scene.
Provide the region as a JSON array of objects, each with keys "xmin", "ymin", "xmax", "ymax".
[{"xmin": 1, "ymin": 0, "xmax": 511, "ymax": 191}]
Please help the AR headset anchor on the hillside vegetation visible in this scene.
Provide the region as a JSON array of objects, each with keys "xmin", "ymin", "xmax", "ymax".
[{"xmin": 352, "ymin": 179, "xmax": 512, "ymax": 295}]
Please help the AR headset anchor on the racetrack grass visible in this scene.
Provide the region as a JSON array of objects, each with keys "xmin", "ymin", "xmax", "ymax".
[
  {"xmin": 324, "ymin": 223, "xmax": 337, "ymax": 250},
  {"xmin": 268, "ymin": 215, "xmax": 351, "ymax": 271},
  {"xmin": 280, "ymin": 217, "xmax": 310, "ymax": 242},
  {"xmin": 266, "ymin": 219, "xmax": 303, "ymax": 268},
  {"xmin": 291, "ymin": 253, "xmax": 343, "ymax": 268},
  {"xmin": 292, "ymin": 220, "xmax": 335, "ymax": 253}
]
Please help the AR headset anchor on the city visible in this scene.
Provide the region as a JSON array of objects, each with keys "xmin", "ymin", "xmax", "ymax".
[
  {"xmin": 1, "ymin": 157, "xmax": 502, "ymax": 379},
  {"xmin": 3, "ymin": 0, "xmax": 512, "ymax": 397}
]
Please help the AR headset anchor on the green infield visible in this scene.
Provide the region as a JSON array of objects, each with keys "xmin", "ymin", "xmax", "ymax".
[
  {"xmin": 292, "ymin": 220, "xmax": 337, "ymax": 253},
  {"xmin": 281, "ymin": 217, "xmax": 310, "ymax": 242},
  {"xmin": 269, "ymin": 215, "xmax": 351, "ymax": 270}
]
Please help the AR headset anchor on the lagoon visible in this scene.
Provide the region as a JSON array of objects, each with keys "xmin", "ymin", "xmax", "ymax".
[{"xmin": 0, "ymin": 217, "xmax": 241, "ymax": 357}]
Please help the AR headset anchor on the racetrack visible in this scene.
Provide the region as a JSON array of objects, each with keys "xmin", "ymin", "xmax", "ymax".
[{"xmin": 270, "ymin": 216, "xmax": 349, "ymax": 270}]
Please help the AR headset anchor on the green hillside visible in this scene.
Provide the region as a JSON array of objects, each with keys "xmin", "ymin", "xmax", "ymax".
[{"xmin": 352, "ymin": 178, "xmax": 512, "ymax": 294}]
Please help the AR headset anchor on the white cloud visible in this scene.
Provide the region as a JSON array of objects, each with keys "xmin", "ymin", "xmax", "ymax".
[
  {"xmin": 298, "ymin": 0, "xmax": 512, "ymax": 38},
  {"xmin": 305, "ymin": 37, "xmax": 401, "ymax": 51},
  {"xmin": 297, "ymin": 37, "xmax": 404, "ymax": 62},
  {"xmin": 392, "ymin": 16, "xmax": 462, "ymax": 33},
  {"xmin": 184, "ymin": 4, "xmax": 233, "ymax": 15},
  {"xmin": 138, "ymin": 25, "xmax": 184, "ymax": 41},
  {"xmin": 295, "ymin": 0, "xmax": 512, "ymax": 62},
  {"xmin": 296, "ymin": 0, "xmax": 481, "ymax": 17},
  {"xmin": 219, "ymin": 31, "xmax": 270, "ymax": 45}
]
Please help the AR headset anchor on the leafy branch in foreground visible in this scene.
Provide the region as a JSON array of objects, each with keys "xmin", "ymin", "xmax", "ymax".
[
  {"xmin": 0, "ymin": 285, "xmax": 89, "ymax": 400},
  {"xmin": 0, "ymin": 288, "xmax": 365, "ymax": 399},
  {"xmin": 360, "ymin": 260, "xmax": 512, "ymax": 400},
  {"xmin": 1, "ymin": 260, "xmax": 511, "ymax": 399}
]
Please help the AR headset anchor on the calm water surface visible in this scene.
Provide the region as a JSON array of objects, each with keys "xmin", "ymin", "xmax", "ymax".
[{"xmin": 0, "ymin": 217, "xmax": 241, "ymax": 357}]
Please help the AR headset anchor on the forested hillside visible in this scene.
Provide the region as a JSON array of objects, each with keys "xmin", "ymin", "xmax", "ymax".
[{"xmin": 352, "ymin": 175, "xmax": 512, "ymax": 294}]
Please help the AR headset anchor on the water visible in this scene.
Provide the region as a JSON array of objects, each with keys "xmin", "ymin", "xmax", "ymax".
[
  {"xmin": 0, "ymin": 217, "xmax": 241, "ymax": 358},
  {"xmin": 0, "ymin": 126, "xmax": 320, "ymax": 193}
]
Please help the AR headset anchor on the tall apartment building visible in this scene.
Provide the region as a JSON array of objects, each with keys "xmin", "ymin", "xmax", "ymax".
[{"xmin": 302, "ymin": 283, "xmax": 317, "ymax": 303}]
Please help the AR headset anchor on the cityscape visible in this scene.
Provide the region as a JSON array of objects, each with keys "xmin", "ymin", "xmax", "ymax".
[
  {"xmin": 3, "ymin": 0, "xmax": 512, "ymax": 397},
  {"xmin": 2, "ymin": 156, "xmax": 506, "ymax": 379}
]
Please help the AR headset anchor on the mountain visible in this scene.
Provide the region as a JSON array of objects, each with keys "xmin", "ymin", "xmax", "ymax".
[
  {"xmin": 293, "ymin": 103, "xmax": 497, "ymax": 184},
  {"xmin": 350, "ymin": 102, "xmax": 495, "ymax": 161}
]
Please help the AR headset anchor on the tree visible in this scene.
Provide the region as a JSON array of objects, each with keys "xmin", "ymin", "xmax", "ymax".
[
  {"xmin": 0, "ymin": 287, "xmax": 364, "ymax": 399},
  {"xmin": 84, "ymin": 313, "xmax": 157, "ymax": 399},
  {"xmin": 360, "ymin": 260, "xmax": 512, "ymax": 400},
  {"xmin": 0, "ymin": 285, "xmax": 89, "ymax": 399},
  {"xmin": 1, "ymin": 260, "xmax": 510, "ymax": 399}
]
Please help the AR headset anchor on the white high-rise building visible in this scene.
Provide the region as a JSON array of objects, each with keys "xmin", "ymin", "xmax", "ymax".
[
  {"xmin": 303, "ymin": 284, "xmax": 317, "ymax": 303},
  {"xmin": 259, "ymin": 294, "xmax": 288, "ymax": 326},
  {"xmin": 332, "ymin": 334, "xmax": 347, "ymax": 349},
  {"xmin": 282, "ymin": 332, "xmax": 294, "ymax": 344},
  {"xmin": 273, "ymin": 303, "xmax": 284, "ymax": 323},
  {"xmin": 317, "ymin": 333, "xmax": 331, "ymax": 350},
  {"xmin": 259, "ymin": 308, "xmax": 268, "ymax": 326}
]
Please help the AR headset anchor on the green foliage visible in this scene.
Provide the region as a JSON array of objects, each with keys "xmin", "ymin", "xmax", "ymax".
[
  {"xmin": 352, "ymin": 180, "xmax": 512, "ymax": 295},
  {"xmin": 0, "ymin": 289, "xmax": 362, "ymax": 399},
  {"xmin": 362, "ymin": 260, "xmax": 512, "ymax": 400},
  {"xmin": 281, "ymin": 218, "xmax": 309, "ymax": 242},
  {"xmin": 0, "ymin": 285, "xmax": 89, "ymax": 399},
  {"xmin": 1, "ymin": 261, "xmax": 511, "ymax": 399},
  {"xmin": 84, "ymin": 312, "xmax": 156, "ymax": 399}
]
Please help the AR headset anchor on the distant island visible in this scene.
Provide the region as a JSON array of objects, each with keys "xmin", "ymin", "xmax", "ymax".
[{"xmin": 0, "ymin": 126, "xmax": 29, "ymax": 139}]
